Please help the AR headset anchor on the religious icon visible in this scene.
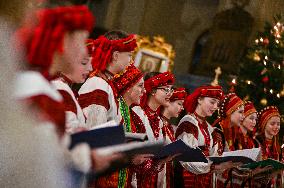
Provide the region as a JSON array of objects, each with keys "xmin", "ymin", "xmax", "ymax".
[
  {"xmin": 133, "ymin": 35, "xmax": 175, "ymax": 73},
  {"xmin": 135, "ymin": 49, "xmax": 169, "ymax": 73}
]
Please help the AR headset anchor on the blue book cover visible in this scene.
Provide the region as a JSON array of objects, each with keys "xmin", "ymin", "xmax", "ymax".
[
  {"xmin": 69, "ymin": 124, "xmax": 125, "ymax": 149},
  {"xmin": 154, "ymin": 139, "xmax": 208, "ymax": 163}
]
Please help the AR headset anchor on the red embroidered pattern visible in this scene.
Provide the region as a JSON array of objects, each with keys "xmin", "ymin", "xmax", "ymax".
[
  {"xmin": 192, "ymin": 113, "xmax": 210, "ymax": 154},
  {"xmin": 196, "ymin": 119, "xmax": 210, "ymax": 156},
  {"xmin": 135, "ymin": 159, "xmax": 162, "ymax": 188},
  {"xmin": 161, "ymin": 117, "xmax": 175, "ymax": 142},
  {"xmin": 182, "ymin": 168, "xmax": 212, "ymax": 188},
  {"xmin": 211, "ymin": 129, "xmax": 224, "ymax": 155},
  {"xmin": 263, "ymin": 139, "xmax": 279, "ymax": 160},
  {"xmin": 78, "ymin": 89, "xmax": 110, "ymax": 110},
  {"xmin": 175, "ymin": 121, "xmax": 198, "ymax": 139},
  {"xmin": 27, "ymin": 95, "xmax": 66, "ymax": 137},
  {"xmin": 58, "ymin": 90, "xmax": 77, "ymax": 114},
  {"xmin": 143, "ymin": 105, "xmax": 161, "ymax": 139},
  {"xmin": 99, "ymin": 71, "xmax": 119, "ymax": 112},
  {"xmin": 130, "ymin": 108, "xmax": 146, "ymax": 133},
  {"xmin": 235, "ymin": 128, "xmax": 255, "ymax": 150}
]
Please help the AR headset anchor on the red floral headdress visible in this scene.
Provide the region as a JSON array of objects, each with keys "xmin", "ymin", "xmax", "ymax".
[
  {"xmin": 218, "ymin": 93, "xmax": 243, "ymax": 118},
  {"xmin": 144, "ymin": 72, "xmax": 175, "ymax": 93},
  {"xmin": 86, "ymin": 38, "xmax": 95, "ymax": 55},
  {"xmin": 170, "ymin": 87, "xmax": 187, "ymax": 101},
  {"xmin": 184, "ymin": 85, "xmax": 224, "ymax": 113},
  {"xmin": 87, "ymin": 34, "xmax": 137, "ymax": 73},
  {"xmin": 17, "ymin": 5, "xmax": 94, "ymax": 75},
  {"xmin": 141, "ymin": 71, "xmax": 175, "ymax": 107},
  {"xmin": 257, "ymin": 106, "xmax": 280, "ymax": 133},
  {"xmin": 112, "ymin": 64, "xmax": 143, "ymax": 95},
  {"xmin": 243, "ymin": 101, "xmax": 257, "ymax": 118}
]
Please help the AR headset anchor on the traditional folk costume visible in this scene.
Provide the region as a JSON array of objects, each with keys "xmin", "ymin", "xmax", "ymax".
[
  {"xmin": 94, "ymin": 64, "xmax": 143, "ymax": 188},
  {"xmin": 235, "ymin": 101, "xmax": 258, "ymax": 150},
  {"xmin": 255, "ymin": 106, "xmax": 282, "ymax": 187},
  {"xmin": 256, "ymin": 106, "xmax": 281, "ymax": 160},
  {"xmin": 78, "ymin": 35, "xmax": 137, "ymax": 127},
  {"xmin": 175, "ymin": 86, "xmax": 224, "ymax": 188},
  {"xmin": 161, "ymin": 87, "xmax": 187, "ymax": 188},
  {"xmin": 51, "ymin": 39, "xmax": 96, "ymax": 133},
  {"xmin": 213, "ymin": 93, "xmax": 244, "ymax": 152},
  {"xmin": 52, "ymin": 74, "xmax": 88, "ymax": 133},
  {"xmin": 131, "ymin": 72, "xmax": 175, "ymax": 188},
  {"xmin": 212, "ymin": 93, "xmax": 244, "ymax": 187},
  {"xmin": 14, "ymin": 5, "xmax": 95, "ymax": 174}
]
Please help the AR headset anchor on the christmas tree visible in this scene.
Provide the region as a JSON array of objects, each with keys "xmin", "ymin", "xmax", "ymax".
[{"xmin": 231, "ymin": 16, "xmax": 284, "ymax": 119}]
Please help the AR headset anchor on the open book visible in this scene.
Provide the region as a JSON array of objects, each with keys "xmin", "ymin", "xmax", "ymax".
[
  {"xmin": 92, "ymin": 140, "xmax": 164, "ymax": 177},
  {"xmin": 125, "ymin": 132, "xmax": 148, "ymax": 142},
  {"xmin": 95, "ymin": 140, "xmax": 164, "ymax": 156},
  {"xmin": 209, "ymin": 148, "xmax": 261, "ymax": 164},
  {"xmin": 154, "ymin": 139, "xmax": 208, "ymax": 163},
  {"xmin": 69, "ymin": 121, "xmax": 125, "ymax": 149}
]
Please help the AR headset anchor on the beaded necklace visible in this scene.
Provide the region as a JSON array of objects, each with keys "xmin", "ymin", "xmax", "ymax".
[
  {"xmin": 117, "ymin": 96, "xmax": 132, "ymax": 188},
  {"xmin": 119, "ymin": 96, "xmax": 132, "ymax": 132},
  {"xmin": 144, "ymin": 104, "xmax": 161, "ymax": 138},
  {"xmin": 161, "ymin": 115, "xmax": 175, "ymax": 142},
  {"xmin": 193, "ymin": 112, "xmax": 210, "ymax": 156},
  {"xmin": 118, "ymin": 96, "xmax": 137, "ymax": 188}
]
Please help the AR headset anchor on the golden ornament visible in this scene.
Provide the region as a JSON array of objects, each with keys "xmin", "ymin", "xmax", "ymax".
[
  {"xmin": 253, "ymin": 53, "xmax": 261, "ymax": 61},
  {"xmin": 260, "ymin": 98, "xmax": 267, "ymax": 106}
]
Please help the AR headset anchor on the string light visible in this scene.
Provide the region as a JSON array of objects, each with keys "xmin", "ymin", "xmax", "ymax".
[
  {"xmin": 255, "ymin": 39, "xmax": 259, "ymax": 44},
  {"xmin": 265, "ymin": 56, "xmax": 268, "ymax": 60},
  {"xmin": 270, "ymin": 89, "xmax": 273, "ymax": 94},
  {"xmin": 278, "ymin": 64, "xmax": 281, "ymax": 69},
  {"xmin": 263, "ymin": 60, "xmax": 267, "ymax": 66},
  {"xmin": 277, "ymin": 93, "xmax": 280, "ymax": 98},
  {"xmin": 276, "ymin": 39, "xmax": 279, "ymax": 43},
  {"xmin": 232, "ymin": 78, "xmax": 236, "ymax": 84},
  {"xmin": 247, "ymin": 80, "xmax": 251, "ymax": 85},
  {"xmin": 260, "ymin": 38, "xmax": 264, "ymax": 42},
  {"xmin": 277, "ymin": 22, "xmax": 281, "ymax": 26}
]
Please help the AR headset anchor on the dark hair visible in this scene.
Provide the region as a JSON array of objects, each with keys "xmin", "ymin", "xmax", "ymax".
[
  {"xmin": 104, "ymin": 30, "xmax": 129, "ymax": 40},
  {"xmin": 144, "ymin": 72, "xmax": 161, "ymax": 81},
  {"xmin": 44, "ymin": 0, "xmax": 73, "ymax": 8}
]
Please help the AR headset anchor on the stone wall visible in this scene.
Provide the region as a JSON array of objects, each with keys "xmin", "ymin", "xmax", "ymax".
[{"xmin": 89, "ymin": 0, "xmax": 284, "ymax": 76}]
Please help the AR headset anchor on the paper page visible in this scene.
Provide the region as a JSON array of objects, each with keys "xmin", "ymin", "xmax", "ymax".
[
  {"xmin": 125, "ymin": 132, "xmax": 147, "ymax": 140},
  {"xmin": 95, "ymin": 140, "xmax": 164, "ymax": 155},
  {"xmin": 90, "ymin": 120, "xmax": 118, "ymax": 130},
  {"xmin": 222, "ymin": 148, "xmax": 261, "ymax": 161}
]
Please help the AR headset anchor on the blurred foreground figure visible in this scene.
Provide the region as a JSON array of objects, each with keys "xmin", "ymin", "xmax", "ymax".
[{"xmin": 0, "ymin": 0, "xmax": 69, "ymax": 187}]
